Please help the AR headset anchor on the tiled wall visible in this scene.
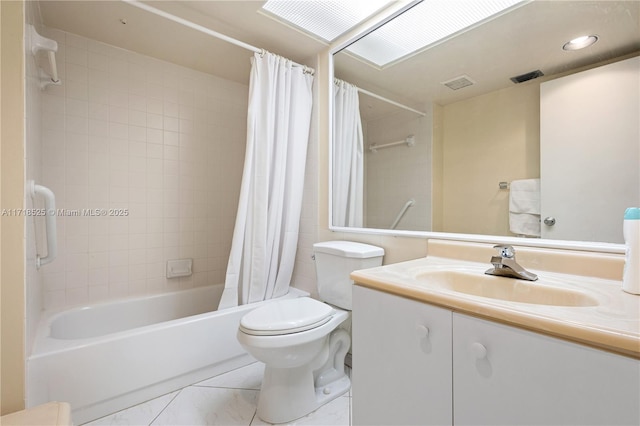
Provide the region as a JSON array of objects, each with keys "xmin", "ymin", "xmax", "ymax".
[
  {"xmin": 364, "ymin": 108, "xmax": 432, "ymax": 231},
  {"xmin": 25, "ymin": 2, "xmax": 44, "ymax": 355},
  {"xmin": 38, "ymin": 28, "xmax": 248, "ymax": 310}
]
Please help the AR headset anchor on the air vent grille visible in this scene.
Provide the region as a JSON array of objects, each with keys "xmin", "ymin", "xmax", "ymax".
[
  {"xmin": 510, "ymin": 70, "xmax": 544, "ymax": 84},
  {"xmin": 441, "ymin": 75, "xmax": 475, "ymax": 90}
]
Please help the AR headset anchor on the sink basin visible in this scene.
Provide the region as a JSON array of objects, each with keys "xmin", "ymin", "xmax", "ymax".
[{"xmin": 415, "ymin": 270, "xmax": 599, "ymax": 307}]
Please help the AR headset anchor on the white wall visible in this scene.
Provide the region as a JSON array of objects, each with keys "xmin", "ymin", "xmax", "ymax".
[
  {"xmin": 438, "ymin": 82, "xmax": 540, "ymax": 236},
  {"xmin": 36, "ymin": 28, "xmax": 248, "ymax": 310}
]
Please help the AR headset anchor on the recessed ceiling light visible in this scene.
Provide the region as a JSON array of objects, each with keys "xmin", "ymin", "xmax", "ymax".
[{"xmin": 563, "ymin": 35, "xmax": 599, "ymax": 51}]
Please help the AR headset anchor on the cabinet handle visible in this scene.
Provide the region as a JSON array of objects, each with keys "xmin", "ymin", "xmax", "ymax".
[
  {"xmin": 415, "ymin": 324, "xmax": 430, "ymax": 337},
  {"xmin": 471, "ymin": 342, "xmax": 487, "ymax": 359}
]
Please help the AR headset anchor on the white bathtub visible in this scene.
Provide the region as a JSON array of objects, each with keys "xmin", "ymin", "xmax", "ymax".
[{"xmin": 26, "ymin": 285, "xmax": 306, "ymax": 425}]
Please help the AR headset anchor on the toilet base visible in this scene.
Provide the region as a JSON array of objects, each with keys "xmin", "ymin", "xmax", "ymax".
[
  {"xmin": 255, "ymin": 327, "xmax": 351, "ymax": 424},
  {"xmin": 256, "ymin": 365, "xmax": 350, "ymax": 424}
]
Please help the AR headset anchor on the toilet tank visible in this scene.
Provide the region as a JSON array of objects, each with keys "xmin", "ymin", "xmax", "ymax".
[{"xmin": 313, "ymin": 241, "xmax": 384, "ymax": 310}]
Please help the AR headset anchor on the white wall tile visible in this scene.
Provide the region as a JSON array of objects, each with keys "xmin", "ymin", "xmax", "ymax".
[
  {"xmin": 66, "ymin": 79, "xmax": 88, "ymax": 100},
  {"xmin": 88, "ymin": 83, "xmax": 109, "ymax": 104},
  {"xmin": 65, "ymin": 287, "xmax": 89, "ymax": 306},
  {"xmin": 88, "ymin": 285, "xmax": 109, "ymax": 302},
  {"xmin": 37, "ymin": 28, "xmax": 248, "ymax": 310},
  {"xmin": 66, "ymin": 63, "xmax": 88, "ymax": 82},
  {"xmin": 66, "ymin": 45, "xmax": 87, "ymax": 66},
  {"xmin": 88, "ymin": 118, "xmax": 109, "ymax": 137},
  {"xmin": 147, "ymin": 113, "xmax": 163, "ymax": 129},
  {"xmin": 42, "ymin": 270, "xmax": 65, "ymax": 292},
  {"xmin": 147, "ymin": 128, "xmax": 163, "ymax": 144},
  {"xmin": 164, "ymin": 131, "xmax": 179, "ymax": 146}
]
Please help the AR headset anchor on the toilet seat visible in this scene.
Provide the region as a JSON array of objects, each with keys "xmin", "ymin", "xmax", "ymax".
[{"xmin": 239, "ymin": 298, "xmax": 334, "ymax": 336}]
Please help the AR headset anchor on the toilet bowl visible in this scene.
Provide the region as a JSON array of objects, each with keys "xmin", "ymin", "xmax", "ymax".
[
  {"xmin": 237, "ymin": 241, "xmax": 384, "ymax": 424},
  {"xmin": 237, "ymin": 298, "xmax": 350, "ymax": 423}
]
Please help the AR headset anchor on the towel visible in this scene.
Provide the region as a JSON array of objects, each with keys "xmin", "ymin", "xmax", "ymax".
[{"xmin": 509, "ymin": 178, "xmax": 541, "ymax": 237}]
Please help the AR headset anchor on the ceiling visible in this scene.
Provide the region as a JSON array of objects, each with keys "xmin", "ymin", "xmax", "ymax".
[
  {"xmin": 38, "ymin": 0, "xmax": 330, "ymax": 85},
  {"xmin": 38, "ymin": 1, "xmax": 639, "ymax": 114},
  {"xmin": 335, "ymin": 0, "xmax": 640, "ymax": 115}
]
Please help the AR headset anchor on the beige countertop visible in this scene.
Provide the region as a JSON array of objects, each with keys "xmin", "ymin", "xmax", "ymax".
[{"xmin": 351, "ymin": 251, "xmax": 640, "ymax": 359}]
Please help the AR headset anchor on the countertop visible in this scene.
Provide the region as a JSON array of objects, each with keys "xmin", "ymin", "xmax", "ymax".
[{"xmin": 351, "ymin": 255, "xmax": 640, "ymax": 359}]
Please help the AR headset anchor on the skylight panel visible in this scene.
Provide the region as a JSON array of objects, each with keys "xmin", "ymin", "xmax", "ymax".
[
  {"xmin": 261, "ymin": 0, "xmax": 394, "ymax": 42},
  {"xmin": 346, "ymin": 0, "xmax": 527, "ymax": 67}
]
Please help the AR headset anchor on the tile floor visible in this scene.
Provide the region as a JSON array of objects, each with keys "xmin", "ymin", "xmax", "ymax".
[{"xmin": 83, "ymin": 362, "xmax": 351, "ymax": 426}]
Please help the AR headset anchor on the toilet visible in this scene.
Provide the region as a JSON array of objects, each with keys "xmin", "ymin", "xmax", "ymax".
[{"xmin": 237, "ymin": 241, "xmax": 384, "ymax": 424}]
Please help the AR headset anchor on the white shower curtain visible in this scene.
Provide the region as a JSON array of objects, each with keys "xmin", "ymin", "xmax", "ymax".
[
  {"xmin": 218, "ymin": 52, "xmax": 314, "ymax": 309},
  {"xmin": 333, "ymin": 80, "xmax": 364, "ymax": 227}
]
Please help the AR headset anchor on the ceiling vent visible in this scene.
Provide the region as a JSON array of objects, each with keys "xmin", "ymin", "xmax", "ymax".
[
  {"xmin": 510, "ymin": 69, "xmax": 544, "ymax": 84},
  {"xmin": 441, "ymin": 75, "xmax": 475, "ymax": 90}
]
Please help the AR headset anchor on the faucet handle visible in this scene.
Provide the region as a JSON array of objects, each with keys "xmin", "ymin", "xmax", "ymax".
[{"xmin": 493, "ymin": 244, "xmax": 516, "ymax": 259}]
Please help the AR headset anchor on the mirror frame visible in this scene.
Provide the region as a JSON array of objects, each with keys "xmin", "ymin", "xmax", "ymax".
[{"xmin": 326, "ymin": 1, "xmax": 626, "ymax": 255}]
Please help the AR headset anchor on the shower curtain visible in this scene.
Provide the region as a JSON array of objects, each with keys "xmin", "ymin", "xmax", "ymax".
[
  {"xmin": 218, "ymin": 52, "xmax": 314, "ymax": 309},
  {"xmin": 333, "ymin": 80, "xmax": 364, "ymax": 228}
]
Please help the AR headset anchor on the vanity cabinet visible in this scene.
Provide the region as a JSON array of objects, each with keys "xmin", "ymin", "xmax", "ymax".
[
  {"xmin": 352, "ymin": 285, "xmax": 452, "ymax": 426},
  {"xmin": 453, "ymin": 313, "xmax": 640, "ymax": 426},
  {"xmin": 352, "ymin": 285, "xmax": 640, "ymax": 426}
]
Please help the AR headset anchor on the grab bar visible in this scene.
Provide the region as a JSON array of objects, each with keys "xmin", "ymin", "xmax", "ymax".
[
  {"xmin": 390, "ymin": 198, "xmax": 415, "ymax": 229},
  {"xmin": 29, "ymin": 181, "xmax": 57, "ymax": 268}
]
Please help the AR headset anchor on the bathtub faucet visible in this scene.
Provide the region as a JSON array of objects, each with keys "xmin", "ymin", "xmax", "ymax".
[{"xmin": 485, "ymin": 245, "xmax": 538, "ymax": 281}]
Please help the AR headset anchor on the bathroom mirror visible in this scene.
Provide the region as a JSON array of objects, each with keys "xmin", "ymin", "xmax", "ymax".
[{"xmin": 330, "ymin": 0, "xmax": 640, "ymax": 248}]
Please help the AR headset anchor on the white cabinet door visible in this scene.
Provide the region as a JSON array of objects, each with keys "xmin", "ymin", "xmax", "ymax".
[
  {"xmin": 453, "ymin": 313, "xmax": 640, "ymax": 425},
  {"xmin": 352, "ymin": 286, "xmax": 452, "ymax": 425}
]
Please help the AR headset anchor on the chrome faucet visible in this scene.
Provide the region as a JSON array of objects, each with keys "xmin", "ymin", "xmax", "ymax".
[{"xmin": 485, "ymin": 245, "xmax": 538, "ymax": 281}]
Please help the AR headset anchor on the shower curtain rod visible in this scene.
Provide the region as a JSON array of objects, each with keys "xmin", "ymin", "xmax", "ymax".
[
  {"xmin": 357, "ymin": 87, "xmax": 426, "ymax": 117},
  {"xmin": 335, "ymin": 78, "xmax": 426, "ymax": 117},
  {"xmin": 122, "ymin": 0, "xmax": 314, "ymax": 74}
]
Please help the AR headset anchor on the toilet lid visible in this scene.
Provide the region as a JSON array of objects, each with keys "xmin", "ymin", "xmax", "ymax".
[{"xmin": 240, "ymin": 298, "xmax": 334, "ymax": 336}]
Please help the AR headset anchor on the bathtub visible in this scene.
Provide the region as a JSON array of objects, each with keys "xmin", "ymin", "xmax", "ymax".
[{"xmin": 26, "ymin": 285, "xmax": 307, "ymax": 425}]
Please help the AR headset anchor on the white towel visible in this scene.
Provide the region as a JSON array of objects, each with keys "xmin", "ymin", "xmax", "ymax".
[
  {"xmin": 509, "ymin": 178, "xmax": 541, "ymax": 237},
  {"xmin": 509, "ymin": 178, "xmax": 540, "ymax": 214},
  {"xmin": 509, "ymin": 213, "xmax": 541, "ymax": 237}
]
